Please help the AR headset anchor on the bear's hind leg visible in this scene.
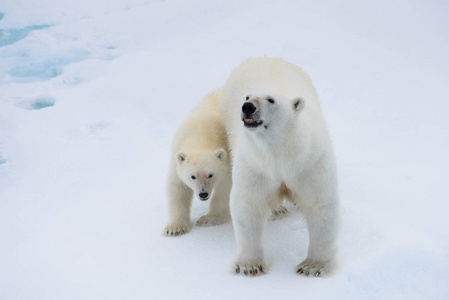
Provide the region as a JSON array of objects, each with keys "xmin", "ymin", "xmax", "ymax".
[
  {"xmin": 269, "ymin": 205, "xmax": 290, "ymax": 220},
  {"xmin": 269, "ymin": 182, "xmax": 292, "ymax": 220}
]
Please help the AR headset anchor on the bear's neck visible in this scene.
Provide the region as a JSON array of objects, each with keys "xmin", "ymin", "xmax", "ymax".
[{"xmin": 245, "ymin": 121, "xmax": 302, "ymax": 151}]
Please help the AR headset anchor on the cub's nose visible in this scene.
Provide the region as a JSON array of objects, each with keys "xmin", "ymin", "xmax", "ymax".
[
  {"xmin": 242, "ymin": 102, "xmax": 256, "ymax": 115},
  {"xmin": 199, "ymin": 192, "xmax": 209, "ymax": 200}
]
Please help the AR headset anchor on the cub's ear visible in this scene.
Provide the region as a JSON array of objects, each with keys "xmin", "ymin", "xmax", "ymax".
[
  {"xmin": 176, "ymin": 152, "xmax": 186, "ymax": 165},
  {"xmin": 292, "ymin": 97, "xmax": 305, "ymax": 112},
  {"xmin": 215, "ymin": 148, "xmax": 227, "ymax": 161}
]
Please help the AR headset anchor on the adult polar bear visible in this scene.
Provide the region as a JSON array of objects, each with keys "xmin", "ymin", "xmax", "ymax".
[{"xmin": 219, "ymin": 57, "xmax": 340, "ymax": 277}]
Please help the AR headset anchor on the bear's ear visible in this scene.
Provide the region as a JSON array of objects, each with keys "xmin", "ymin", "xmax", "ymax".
[
  {"xmin": 215, "ymin": 148, "xmax": 227, "ymax": 161},
  {"xmin": 292, "ymin": 97, "xmax": 305, "ymax": 113},
  {"xmin": 176, "ymin": 152, "xmax": 186, "ymax": 165}
]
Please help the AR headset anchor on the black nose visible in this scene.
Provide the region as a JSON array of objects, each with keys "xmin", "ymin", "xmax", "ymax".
[
  {"xmin": 199, "ymin": 193, "xmax": 209, "ymax": 199},
  {"xmin": 242, "ymin": 102, "xmax": 256, "ymax": 115}
]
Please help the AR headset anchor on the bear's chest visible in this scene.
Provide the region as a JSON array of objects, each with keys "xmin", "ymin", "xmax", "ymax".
[{"xmin": 246, "ymin": 145, "xmax": 305, "ymax": 180}]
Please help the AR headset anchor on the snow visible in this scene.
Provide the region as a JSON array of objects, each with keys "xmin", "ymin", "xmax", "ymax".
[{"xmin": 1, "ymin": 0, "xmax": 448, "ymax": 299}]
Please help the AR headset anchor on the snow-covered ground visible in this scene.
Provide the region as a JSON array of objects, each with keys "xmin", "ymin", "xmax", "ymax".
[{"xmin": 1, "ymin": 0, "xmax": 448, "ymax": 299}]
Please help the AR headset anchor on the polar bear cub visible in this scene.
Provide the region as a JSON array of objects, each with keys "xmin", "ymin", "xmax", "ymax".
[
  {"xmin": 219, "ymin": 57, "xmax": 341, "ymax": 277},
  {"xmin": 164, "ymin": 90, "xmax": 231, "ymax": 236}
]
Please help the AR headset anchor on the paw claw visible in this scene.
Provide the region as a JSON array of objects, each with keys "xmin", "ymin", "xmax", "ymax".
[
  {"xmin": 196, "ymin": 214, "xmax": 230, "ymax": 227},
  {"xmin": 296, "ymin": 258, "xmax": 335, "ymax": 278},
  {"xmin": 163, "ymin": 224, "xmax": 191, "ymax": 237},
  {"xmin": 269, "ymin": 205, "xmax": 290, "ymax": 220},
  {"xmin": 234, "ymin": 262, "xmax": 268, "ymax": 277}
]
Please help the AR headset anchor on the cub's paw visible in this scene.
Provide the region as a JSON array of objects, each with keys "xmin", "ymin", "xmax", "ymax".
[
  {"xmin": 269, "ymin": 205, "xmax": 290, "ymax": 221},
  {"xmin": 196, "ymin": 214, "xmax": 230, "ymax": 227},
  {"xmin": 295, "ymin": 258, "xmax": 337, "ymax": 278},
  {"xmin": 233, "ymin": 261, "xmax": 268, "ymax": 277},
  {"xmin": 163, "ymin": 223, "xmax": 192, "ymax": 237}
]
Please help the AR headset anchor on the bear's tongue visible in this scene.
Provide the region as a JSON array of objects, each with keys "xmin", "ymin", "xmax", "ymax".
[{"xmin": 244, "ymin": 118, "xmax": 255, "ymax": 124}]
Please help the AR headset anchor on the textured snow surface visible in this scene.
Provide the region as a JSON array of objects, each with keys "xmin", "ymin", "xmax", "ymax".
[{"xmin": 0, "ymin": 1, "xmax": 448, "ymax": 299}]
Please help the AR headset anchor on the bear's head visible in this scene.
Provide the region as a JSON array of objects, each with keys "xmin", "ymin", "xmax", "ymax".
[
  {"xmin": 175, "ymin": 149, "xmax": 228, "ymax": 201},
  {"xmin": 241, "ymin": 91, "xmax": 305, "ymax": 133}
]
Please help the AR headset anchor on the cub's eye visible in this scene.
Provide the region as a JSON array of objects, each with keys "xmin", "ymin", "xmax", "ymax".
[
  {"xmin": 245, "ymin": 96, "xmax": 250, "ymax": 100},
  {"xmin": 208, "ymin": 174, "xmax": 213, "ymax": 178},
  {"xmin": 267, "ymin": 98, "xmax": 275, "ymax": 104},
  {"xmin": 191, "ymin": 175, "xmax": 196, "ymax": 180}
]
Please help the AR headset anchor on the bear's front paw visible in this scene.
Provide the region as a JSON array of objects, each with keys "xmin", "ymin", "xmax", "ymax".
[
  {"xmin": 196, "ymin": 214, "xmax": 230, "ymax": 227},
  {"xmin": 233, "ymin": 261, "xmax": 268, "ymax": 277},
  {"xmin": 163, "ymin": 223, "xmax": 192, "ymax": 237},
  {"xmin": 295, "ymin": 258, "xmax": 337, "ymax": 278}
]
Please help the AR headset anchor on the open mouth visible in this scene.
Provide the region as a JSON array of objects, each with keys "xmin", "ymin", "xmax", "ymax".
[{"xmin": 243, "ymin": 118, "xmax": 263, "ymax": 128}]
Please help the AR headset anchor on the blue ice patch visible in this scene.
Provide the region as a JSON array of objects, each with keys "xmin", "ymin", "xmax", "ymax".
[
  {"xmin": 0, "ymin": 24, "xmax": 51, "ymax": 47},
  {"xmin": 8, "ymin": 49, "xmax": 90, "ymax": 82},
  {"xmin": 28, "ymin": 97, "xmax": 55, "ymax": 110},
  {"xmin": 9, "ymin": 61, "xmax": 62, "ymax": 80}
]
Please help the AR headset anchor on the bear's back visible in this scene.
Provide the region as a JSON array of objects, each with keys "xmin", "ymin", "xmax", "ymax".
[{"xmin": 173, "ymin": 90, "xmax": 229, "ymax": 154}]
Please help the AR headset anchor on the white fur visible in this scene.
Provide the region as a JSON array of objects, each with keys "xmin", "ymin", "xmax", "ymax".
[
  {"xmin": 218, "ymin": 57, "xmax": 341, "ymax": 277},
  {"xmin": 164, "ymin": 91, "xmax": 232, "ymax": 236}
]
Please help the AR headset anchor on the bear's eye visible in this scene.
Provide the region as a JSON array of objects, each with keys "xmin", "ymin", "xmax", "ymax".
[
  {"xmin": 245, "ymin": 96, "xmax": 250, "ymax": 101},
  {"xmin": 208, "ymin": 174, "xmax": 213, "ymax": 178},
  {"xmin": 191, "ymin": 175, "xmax": 196, "ymax": 180},
  {"xmin": 267, "ymin": 98, "xmax": 275, "ymax": 104}
]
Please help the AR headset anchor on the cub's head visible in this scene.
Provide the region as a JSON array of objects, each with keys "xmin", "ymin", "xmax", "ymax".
[
  {"xmin": 175, "ymin": 149, "xmax": 228, "ymax": 201},
  {"xmin": 241, "ymin": 92, "xmax": 305, "ymax": 132}
]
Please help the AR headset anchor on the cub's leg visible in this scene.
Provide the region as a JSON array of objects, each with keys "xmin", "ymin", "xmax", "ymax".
[
  {"xmin": 164, "ymin": 173, "xmax": 193, "ymax": 236},
  {"xmin": 197, "ymin": 177, "xmax": 231, "ymax": 226}
]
